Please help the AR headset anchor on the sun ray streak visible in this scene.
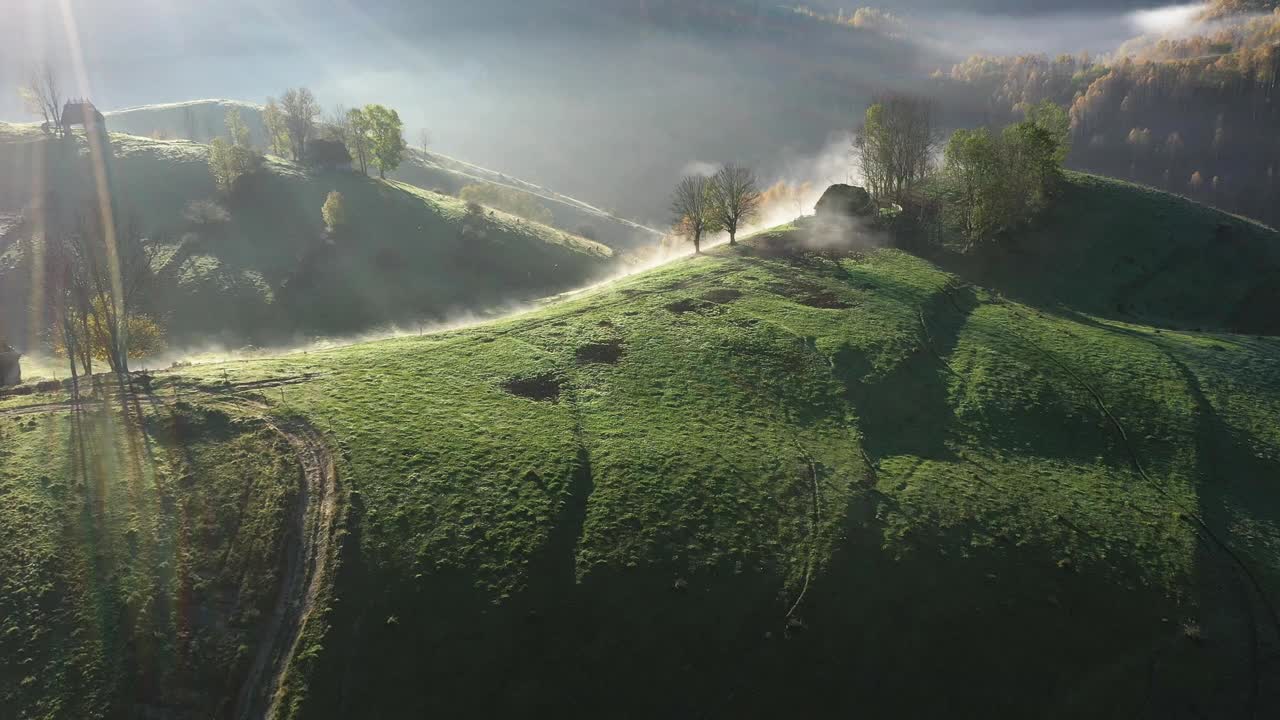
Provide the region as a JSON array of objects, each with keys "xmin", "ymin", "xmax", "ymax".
[{"xmin": 56, "ymin": 0, "xmax": 126, "ymax": 371}]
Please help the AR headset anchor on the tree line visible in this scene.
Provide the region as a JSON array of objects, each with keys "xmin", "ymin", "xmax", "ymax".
[
  {"xmin": 209, "ymin": 87, "xmax": 410, "ymax": 196},
  {"xmin": 39, "ymin": 197, "xmax": 164, "ymax": 391},
  {"xmin": 854, "ymin": 94, "xmax": 1070, "ymax": 249}
]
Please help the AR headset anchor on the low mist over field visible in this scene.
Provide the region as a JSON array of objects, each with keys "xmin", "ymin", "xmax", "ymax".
[{"xmin": 4, "ymin": 0, "xmax": 1242, "ymax": 223}]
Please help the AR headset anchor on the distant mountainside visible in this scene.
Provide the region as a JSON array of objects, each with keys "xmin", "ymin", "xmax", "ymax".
[
  {"xmin": 937, "ymin": 12, "xmax": 1280, "ymax": 229},
  {"xmin": 0, "ymin": 124, "xmax": 617, "ymax": 353}
]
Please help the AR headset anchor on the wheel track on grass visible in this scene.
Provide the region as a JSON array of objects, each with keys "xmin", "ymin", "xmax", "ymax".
[
  {"xmin": 1, "ymin": 377, "xmax": 342, "ymax": 720},
  {"xmin": 972, "ymin": 292, "xmax": 1278, "ymax": 719},
  {"xmin": 218, "ymin": 393, "xmax": 341, "ymax": 720}
]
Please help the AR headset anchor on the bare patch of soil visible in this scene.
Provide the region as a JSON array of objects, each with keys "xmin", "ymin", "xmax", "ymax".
[
  {"xmin": 665, "ymin": 299, "xmax": 707, "ymax": 314},
  {"xmin": 798, "ymin": 292, "xmax": 853, "ymax": 309},
  {"xmin": 575, "ymin": 340, "xmax": 625, "ymax": 365},
  {"xmin": 502, "ymin": 372, "xmax": 564, "ymax": 402},
  {"xmin": 701, "ymin": 288, "xmax": 743, "ymax": 304}
]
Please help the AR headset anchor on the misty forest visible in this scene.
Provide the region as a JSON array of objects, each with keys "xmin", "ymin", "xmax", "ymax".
[{"xmin": 1, "ymin": 1, "xmax": 1279, "ymax": 718}]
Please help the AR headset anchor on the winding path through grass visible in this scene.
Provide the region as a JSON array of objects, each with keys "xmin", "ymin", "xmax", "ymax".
[{"xmin": 1, "ymin": 376, "xmax": 343, "ymax": 720}]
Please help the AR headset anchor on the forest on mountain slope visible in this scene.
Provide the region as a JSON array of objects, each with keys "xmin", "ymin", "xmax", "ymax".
[{"xmin": 938, "ymin": 7, "xmax": 1280, "ymax": 227}]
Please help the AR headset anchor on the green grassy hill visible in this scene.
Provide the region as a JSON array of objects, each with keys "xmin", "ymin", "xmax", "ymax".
[
  {"xmin": 0, "ymin": 402, "xmax": 298, "ymax": 718},
  {"xmin": 99, "ymin": 100, "xmax": 663, "ymax": 250},
  {"xmin": 933, "ymin": 172, "xmax": 1280, "ymax": 336},
  {"xmin": 5, "ymin": 180, "xmax": 1277, "ymax": 716},
  {"xmin": 0, "ymin": 125, "xmax": 616, "ymax": 351},
  {"xmin": 104, "ymin": 99, "xmax": 268, "ymax": 146}
]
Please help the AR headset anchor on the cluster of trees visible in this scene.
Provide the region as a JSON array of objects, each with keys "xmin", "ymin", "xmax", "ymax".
[
  {"xmin": 851, "ymin": 94, "xmax": 1070, "ymax": 249},
  {"xmin": 941, "ymin": 102, "xmax": 1070, "ymax": 248},
  {"xmin": 309, "ymin": 103, "xmax": 407, "ymax": 178},
  {"xmin": 1067, "ymin": 47, "xmax": 1280, "ymax": 226},
  {"xmin": 669, "ymin": 164, "xmax": 762, "ymax": 252},
  {"xmin": 208, "ymin": 108, "xmax": 262, "ymax": 195},
  {"xmin": 458, "ymin": 184, "xmax": 555, "ymax": 225},
  {"xmin": 790, "ymin": 5, "xmax": 907, "ymax": 36},
  {"xmin": 1203, "ymin": 1, "xmax": 1280, "ymax": 20},
  {"xmin": 40, "ymin": 201, "xmax": 164, "ymax": 386},
  {"xmin": 207, "ymin": 87, "xmax": 409, "ymax": 193}
]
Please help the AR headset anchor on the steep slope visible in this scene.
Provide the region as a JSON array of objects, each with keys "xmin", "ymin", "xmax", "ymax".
[
  {"xmin": 0, "ymin": 126, "xmax": 616, "ymax": 350},
  {"xmin": 100, "ymin": 100, "xmax": 662, "ymax": 250}
]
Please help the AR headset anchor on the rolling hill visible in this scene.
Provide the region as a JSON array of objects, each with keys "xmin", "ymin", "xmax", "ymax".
[
  {"xmin": 0, "ymin": 124, "xmax": 617, "ymax": 353},
  {"xmin": 931, "ymin": 172, "xmax": 1280, "ymax": 336},
  {"xmin": 101, "ymin": 100, "xmax": 663, "ymax": 250},
  {"xmin": 2, "ymin": 172, "xmax": 1278, "ymax": 718}
]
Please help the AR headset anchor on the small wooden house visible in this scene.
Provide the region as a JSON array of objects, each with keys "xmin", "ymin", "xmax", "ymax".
[{"xmin": 61, "ymin": 100, "xmax": 107, "ymax": 136}]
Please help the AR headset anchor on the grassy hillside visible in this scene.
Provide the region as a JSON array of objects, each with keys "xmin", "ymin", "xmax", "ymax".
[
  {"xmin": 0, "ymin": 126, "xmax": 616, "ymax": 351},
  {"xmin": 0, "ymin": 402, "xmax": 298, "ymax": 718},
  {"xmin": 5, "ymin": 206, "xmax": 1273, "ymax": 716},
  {"xmin": 98, "ymin": 100, "xmax": 662, "ymax": 250},
  {"xmin": 932, "ymin": 172, "xmax": 1280, "ymax": 336},
  {"xmin": 393, "ymin": 148, "xmax": 662, "ymax": 249},
  {"xmin": 104, "ymin": 100, "xmax": 268, "ymax": 146}
]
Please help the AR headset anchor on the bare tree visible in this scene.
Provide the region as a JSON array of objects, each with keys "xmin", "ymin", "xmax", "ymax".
[
  {"xmin": 61, "ymin": 208, "xmax": 157, "ymax": 377},
  {"xmin": 280, "ymin": 87, "xmax": 321, "ymax": 162},
  {"xmin": 18, "ymin": 62, "xmax": 64, "ymax": 137},
  {"xmin": 710, "ymin": 164, "xmax": 762, "ymax": 246},
  {"xmin": 41, "ymin": 194, "xmax": 92, "ymax": 394},
  {"xmin": 263, "ymin": 98, "xmax": 291, "ymax": 157},
  {"xmin": 347, "ymin": 107, "xmax": 372, "ymax": 175},
  {"xmin": 419, "ymin": 128, "xmax": 432, "ymax": 152},
  {"xmin": 322, "ymin": 104, "xmax": 351, "ymax": 144},
  {"xmin": 670, "ymin": 175, "xmax": 718, "ymax": 254},
  {"xmin": 854, "ymin": 94, "xmax": 938, "ymax": 202}
]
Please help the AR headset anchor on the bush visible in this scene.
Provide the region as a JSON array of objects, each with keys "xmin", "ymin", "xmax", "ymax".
[
  {"xmin": 322, "ymin": 191, "xmax": 347, "ymax": 231},
  {"xmin": 465, "ymin": 200, "xmax": 485, "ymax": 216},
  {"xmin": 183, "ymin": 200, "xmax": 230, "ymax": 226},
  {"xmin": 941, "ymin": 105, "xmax": 1067, "ymax": 249},
  {"xmin": 208, "ymin": 139, "xmax": 262, "ymax": 196}
]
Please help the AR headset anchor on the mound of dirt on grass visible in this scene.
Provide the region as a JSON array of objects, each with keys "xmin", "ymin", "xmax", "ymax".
[
  {"xmin": 701, "ymin": 288, "xmax": 743, "ymax": 304},
  {"xmin": 502, "ymin": 372, "xmax": 564, "ymax": 402},
  {"xmin": 575, "ymin": 340, "xmax": 625, "ymax": 365},
  {"xmin": 665, "ymin": 299, "xmax": 708, "ymax": 314}
]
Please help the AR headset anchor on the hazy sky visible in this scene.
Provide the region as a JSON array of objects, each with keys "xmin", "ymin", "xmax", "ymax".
[
  {"xmin": 0, "ymin": 0, "xmax": 1211, "ymax": 118},
  {"xmin": 0, "ymin": 0, "xmax": 1215, "ymax": 220}
]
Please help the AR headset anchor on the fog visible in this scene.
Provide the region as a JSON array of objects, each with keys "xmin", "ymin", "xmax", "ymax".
[
  {"xmin": 906, "ymin": 3, "xmax": 1213, "ymax": 57},
  {"xmin": 0, "ymin": 1, "xmax": 1231, "ymax": 225},
  {"xmin": 4, "ymin": 0, "xmax": 1237, "ymax": 368}
]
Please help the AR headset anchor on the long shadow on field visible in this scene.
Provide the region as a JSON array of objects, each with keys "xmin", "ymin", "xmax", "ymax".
[
  {"xmin": 1047, "ymin": 313, "xmax": 1280, "ymax": 716},
  {"xmin": 308, "ymin": 491, "xmax": 1211, "ymax": 718},
  {"xmin": 833, "ymin": 284, "xmax": 978, "ymax": 461}
]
